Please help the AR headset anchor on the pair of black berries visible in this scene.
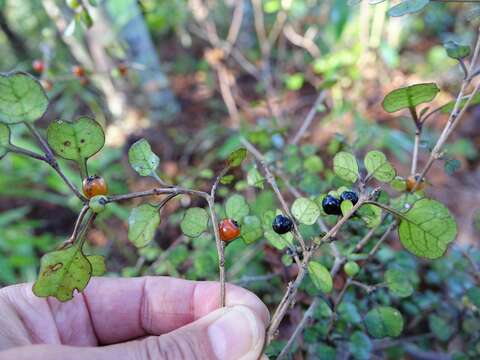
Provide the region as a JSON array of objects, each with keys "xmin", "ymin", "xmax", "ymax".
[{"xmin": 322, "ymin": 190, "xmax": 358, "ymax": 216}]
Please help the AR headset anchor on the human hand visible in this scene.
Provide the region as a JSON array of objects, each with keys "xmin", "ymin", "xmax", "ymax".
[{"xmin": 0, "ymin": 277, "xmax": 269, "ymax": 360}]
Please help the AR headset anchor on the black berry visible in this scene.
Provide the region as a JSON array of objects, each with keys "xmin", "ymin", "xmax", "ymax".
[
  {"xmin": 272, "ymin": 214, "xmax": 294, "ymax": 234},
  {"xmin": 322, "ymin": 195, "xmax": 342, "ymax": 215},
  {"xmin": 340, "ymin": 191, "xmax": 358, "ymax": 205}
]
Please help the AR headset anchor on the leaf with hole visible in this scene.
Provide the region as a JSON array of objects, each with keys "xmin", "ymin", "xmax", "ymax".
[
  {"xmin": 387, "ymin": 0, "xmax": 429, "ymax": 17},
  {"xmin": 180, "ymin": 207, "xmax": 209, "ymax": 238},
  {"xmin": 241, "ymin": 215, "xmax": 263, "ymax": 245},
  {"xmin": 128, "ymin": 138, "xmax": 160, "ymax": 176},
  {"xmin": 398, "ymin": 198, "xmax": 457, "ymax": 259},
  {"xmin": 385, "ymin": 268, "xmax": 413, "ymax": 297},
  {"xmin": 128, "ymin": 204, "xmax": 160, "ymax": 247},
  {"xmin": 0, "ymin": 122, "xmax": 10, "ymax": 158},
  {"xmin": 333, "ymin": 152, "xmax": 359, "ymax": 183},
  {"xmin": 0, "ymin": 72, "xmax": 49, "ymax": 124},
  {"xmin": 364, "ymin": 306, "xmax": 404, "ymax": 338},
  {"xmin": 291, "ymin": 197, "xmax": 320, "ymax": 225},
  {"xmin": 382, "ymin": 83, "xmax": 439, "ymax": 113},
  {"xmin": 308, "ymin": 261, "xmax": 332, "ymax": 293},
  {"xmin": 364, "ymin": 151, "xmax": 396, "ymax": 182},
  {"xmin": 32, "ymin": 243, "xmax": 92, "ymax": 302},
  {"xmin": 47, "ymin": 117, "xmax": 105, "ymax": 175},
  {"xmin": 225, "ymin": 194, "xmax": 249, "ymax": 222}
]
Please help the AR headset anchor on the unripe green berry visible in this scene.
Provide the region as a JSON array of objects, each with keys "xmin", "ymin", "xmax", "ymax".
[
  {"xmin": 344, "ymin": 261, "xmax": 360, "ymax": 277},
  {"xmin": 89, "ymin": 195, "xmax": 107, "ymax": 213}
]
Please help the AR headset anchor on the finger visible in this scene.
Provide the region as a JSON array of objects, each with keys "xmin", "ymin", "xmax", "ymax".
[
  {"xmin": 1, "ymin": 277, "xmax": 269, "ymax": 346},
  {"xmin": 0, "ymin": 305, "xmax": 266, "ymax": 360}
]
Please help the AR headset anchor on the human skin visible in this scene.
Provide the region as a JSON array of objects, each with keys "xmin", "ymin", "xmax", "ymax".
[{"xmin": 0, "ymin": 277, "xmax": 269, "ymax": 360}]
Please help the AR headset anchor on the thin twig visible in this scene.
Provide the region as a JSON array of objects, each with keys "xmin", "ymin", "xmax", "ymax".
[{"xmin": 290, "ymin": 90, "xmax": 327, "ymax": 145}]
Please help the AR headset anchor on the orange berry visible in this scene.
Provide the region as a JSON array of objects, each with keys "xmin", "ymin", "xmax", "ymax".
[
  {"xmin": 219, "ymin": 218, "xmax": 240, "ymax": 243},
  {"xmin": 82, "ymin": 175, "xmax": 108, "ymax": 199},
  {"xmin": 72, "ymin": 65, "xmax": 86, "ymax": 77},
  {"xmin": 118, "ymin": 63, "xmax": 128, "ymax": 77},
  {"xmin": 406, "ymin": 175, "xmax": 425, "ymax": 192},
  {"xmin": 32, "ymin": 60, "xmax": 45, "ymax": 73}
]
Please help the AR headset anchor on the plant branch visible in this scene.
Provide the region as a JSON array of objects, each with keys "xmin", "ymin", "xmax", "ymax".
[
  {"xmin": 59, "ymin": 205, "xmax": 90, "ymax": 249},
  {"xmin": 290, "ymin": 90, "xmax": 327, "ymax": 145}
]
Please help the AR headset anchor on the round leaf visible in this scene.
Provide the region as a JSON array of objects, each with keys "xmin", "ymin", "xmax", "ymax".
[
  {"xmin": 387, "ymin": 0, "xmax": 429, "ymax": 17},
  {"xmin": 291, "ymin": 197, "xmax": 320, "ymax": 225},
  {"xmin": 385, "ymin": 268, "xmax": 413, "ymax": 298},
  {"xmin": 32, "ymin": 243, "xmax": 92, "ymax": 302},
  {"xmin": 382, "ymin": 83, "xmax": 439, "ymax": 113},
  {"xmin": 128, "ymin": 138, "xmax": 160, "ymax": 176},
  {"xmin": 0, "ymin": 72, "xmax": 49, "ymax": 124},
  {"xmin": 444, "ymin": 41, "xmax": 471, "ymax": 60},
  {"xmin": 128, "ymin": 204, "xmax": 160, "ymax": 247},
  {"xmin": 364, "ymin": 306, "xmax": 404, "ymax": 338},
  {"xmin": 349, "ymin": 332, "xmax": 372, "ymax": 360},
  {"xmin": 0, "ymin": 122, "xmax": 10, "ymax": 158},
  {"xmin": 398, "ymin": 198, "xmax": 457, "ymax": 259},
  {"xmin": 308, "ymin": 261, "xmax": 333, "ymax": 293},
  {"xmin": 364, "ymin": 151, "xmax": 396, "ymax": 182},
  {"xmin": 47, "ymin": 116, "xmax": 105, "ymax": 169},
  {"xmin": 341, "ymin": 200, "xmax": 353, "ymax": 217},
  {"xmin": 227, "ymin": 147, "xmax": 247, "ymax": 167},
  {"xmin": 241, "ymin": 215, "xmax": 263, "ymax": 245},
  {"xmin": 333, "ymin": 152, "xmax": 359, "ymax": 183},
  {"xmin": 180, "ymin": 207, "xmax": 209, "ymax": 238},
  {"xmin": 225, "ymin": 194, "xmax": 249, "ymax": 221}
]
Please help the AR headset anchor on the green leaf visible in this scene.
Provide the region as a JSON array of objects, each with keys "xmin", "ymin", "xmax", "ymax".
[
  {"xmin": 180, "ymin": 207, "xmax": 209, "ymax": 238},
  {"xmin": 429, "ymin": 315, "xmax": 454, "ymax": 341},
  {"xmin": 128, "ymin": 138, "xmax": 160, "ymax": 176},
  {"xmin": 227, "ymin": 147, "xmax": 247, "ymax": 167},
  {"xmin": 439, "ymin": 93, "xmax": 480, "ymax": 114},
  {"xmin": 398, "ymin": 198, "xmax": 457, "ymax": 259},
  {"xmin": 382, "ymin": 83, "xmax": 439, "ymax": 113},
  {"xmin": 241, "ymin": 215, "xmax": 263, "ymax": 245},
  {"xmin": 247, "ymin": 167, "xmax": 265, "ymax": 189},
  {"xmin": 387, "ymin": 0, "xmax": 429, "ymax": 17},
  {"xmin": 364, "ymin": 151, "xmax": 396, "ymax": 182},
  {"xmin": 466, "ymin": 286, "xmax": 480, "ymax": 308},
  {"xmin": 358, "ymin": 204, "xmax": 382, "ymax": 228},
  {"xmin": 128, "ymin": 204, "xmax": 160, "ymax": 247},
  {"xmin": 444, "ymin": 41, "xmax": 471, "ymax": 60},
  {"xmin": 32, "ymin": 243, "xmax": 92, "ymax": 302},
  {"xmin": 225, "ymin": 194, "xmax": 249, "ymax": 221},
  {"xmin": 285, "ymin": 73, "xmax": 304, "ymax": 91},
  {"xmin": 385, "ymin": 268, "xmax": 413, "ymax": 297},
  {"xmin": 87, "ymin": 255, "xmax": 106, "ymax": 276},
  {"xmin": 291, "ymin": 197, "xmax": 320, "ymax": 225},
  {"xmin": 333, "ymin": 151, "xmax": 359, "ymax": 183},
  {"xmin": 364, "ymin": 306, "xmax": 404, "ymax": 338},
  {"xmin": 47, "ymin": 116, "xmax": 105, "ymax": 173},
  {"xmin": 220, "ymin": 174, "xmax": 235, "ymax": 184},
  {"xmin": 0, "ymin": 72, "xmax": 49, "ymax": 124},
  {"xmin": 349, "ymin": 332, "xmax": 372, "ymax": 360},
  {"xmin": 341, "ymin": 200, "xmax": 353, "ymax": 217},
  {"xmin": 0, "ymin": 122, "xmax": 10, "ymax": 158},
  {"xmin": 308, "ymin": 261, "xmax": 332, "ymax": 293},
  {"xmin": 304, "ymin": 155, "xmax": 324, "ymax": 173}
]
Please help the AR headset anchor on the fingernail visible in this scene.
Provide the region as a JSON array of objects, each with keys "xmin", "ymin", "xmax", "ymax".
[{"xmin": 208, "ymin": 306, "xmax": 263, "ymax": 360}]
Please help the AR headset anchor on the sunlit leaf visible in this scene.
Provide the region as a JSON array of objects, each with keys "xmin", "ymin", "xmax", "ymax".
[
  {"xmin": 364, "ymin": 306, "xmax": 404, "ymax": 338},
  {"xmin": 364, "ymin": 151, "xmax": 396, "ymax": 182},
  {"xmin": 387, "ymin": 0, "xmax": 429, "ymax": 17},
  {"xmin": 180, "ymin": 207, "xmax": 209, "ymax": 238},
  {"xmin": 128, "ymin": 138, "xmax": 160, "ymax": 176},
  {"xmin": 398, "ymin": 198, "xmax": 457, "ymax": 259},
  {"xmin": 291, "ymin": 197, "xmax": 320, "ymax": 225},
  {"xmin": 128, "ymin": 204, "xmax": 160, "ymax": 247},
  {"xmin": 308, "ymin": 261, "xmax": 332, "ymax": 293},
  {"xmin": 333, "ymin": 152, "xmax": 359, "ymax": 183},
  {"xmin": 33, "ymin": 243, "xmax": 91, "ymax": 302},
  {"xmin": 382, "ymin": 83, "xmax": 439, "ymax": 113},
  {"xmin": 247, "ymin": 167, "xmax": 265, "ymax": 189},
  {"xmin": 0, "ymin": 72, "xmax": 49, "ymax": 124}
]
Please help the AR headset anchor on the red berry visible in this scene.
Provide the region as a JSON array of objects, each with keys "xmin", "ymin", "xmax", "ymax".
[
  {"xmin": 219, "ymin": 218, "xmax": 240, "ymax": 243},
  {"xmin": 82, "ymin": 175, "xmax": 108, "ymax": 199},
  {"xmin": 33, "ymin": 60, "xmax": 45, "ymax": 73},
  {"xmin": 72, "ymin": 65, "xmax": 85, "ymax": 77}
]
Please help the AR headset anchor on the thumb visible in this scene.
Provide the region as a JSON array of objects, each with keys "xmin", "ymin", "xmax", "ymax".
[{"xmin": 0, "ymin": 305, "xmax": 267, "ymax": 360}]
